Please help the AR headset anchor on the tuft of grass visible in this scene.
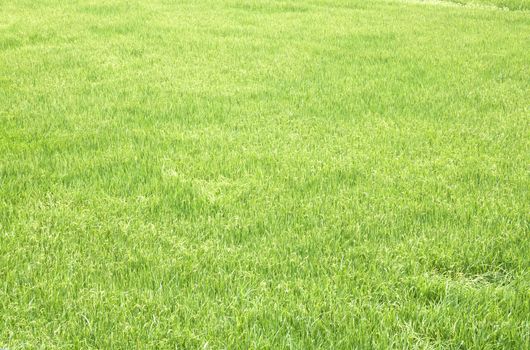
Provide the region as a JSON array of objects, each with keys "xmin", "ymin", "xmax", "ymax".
[{"xmin": 1, "ymin": 0, "xmax": 529, "ymax": 348}]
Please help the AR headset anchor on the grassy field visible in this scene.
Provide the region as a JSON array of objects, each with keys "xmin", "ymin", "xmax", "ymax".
[
  {"xmin": 1, "ymin": 0, "xmax": 529, "ymax": 348},
  {"xmin": 446, "ymin": 0, "xmax": 530, "ymax": 10}
]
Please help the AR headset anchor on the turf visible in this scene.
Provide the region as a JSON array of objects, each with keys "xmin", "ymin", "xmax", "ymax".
[
  {"xmin": 1, "ymin": 0, "xmax": 529, "ymax": 348},
  {"xmin": 445, "ymin": 0, "xmax": 530, "ymax": 10}
]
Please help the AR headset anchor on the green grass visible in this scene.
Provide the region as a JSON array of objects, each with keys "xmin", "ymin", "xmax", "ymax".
[
  {"xmin": 1, "ymin": 0, "xmax": 529, "ymax": 348},
  {"xmin": 445, "ymin": 0, "xmax": 530, "ymax": 10}
]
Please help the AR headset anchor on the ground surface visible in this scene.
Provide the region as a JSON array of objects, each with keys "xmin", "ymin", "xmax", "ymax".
[{"xmin": 1, "ymin": 0, "xmax": 529, "ymax": 348}]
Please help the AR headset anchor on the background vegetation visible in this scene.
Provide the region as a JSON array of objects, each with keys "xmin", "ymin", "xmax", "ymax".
[{"xmin": 447, "ymin": 0, "xmax": 530, "ymax": 10}]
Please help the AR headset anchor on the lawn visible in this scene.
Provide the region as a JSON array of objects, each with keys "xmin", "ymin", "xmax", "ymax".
[{"xmin": 1, "ymin": 0, "xmax": 529, "ymax": 348}]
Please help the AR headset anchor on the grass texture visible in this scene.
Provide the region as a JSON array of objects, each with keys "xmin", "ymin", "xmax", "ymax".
[
  {"xmin": 445, "ymin": 0, "xmax": 530, "ymax": 10},
  {"xmin": 1, "ymin": 0, "xmax": 529, "ymax": 348}
]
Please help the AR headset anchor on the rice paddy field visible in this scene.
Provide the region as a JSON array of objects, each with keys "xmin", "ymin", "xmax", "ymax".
[{"xmin": 1, "ymin": 0, "xmax": 529, "ymax": 348}]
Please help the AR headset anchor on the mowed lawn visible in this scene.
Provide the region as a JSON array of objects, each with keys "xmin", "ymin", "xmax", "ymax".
[{"xmin": 1, "ymin": 0, "xmax": 529, "ymax": 348}]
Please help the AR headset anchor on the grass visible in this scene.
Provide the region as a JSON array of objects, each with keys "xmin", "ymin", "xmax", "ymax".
[
  {"xmin": 1, "ymin": 0, "xmax": 529, "ymax": 348},
  {"xmin": 444, "ymin": 0, "xmax": 530, "ymax": 10}
]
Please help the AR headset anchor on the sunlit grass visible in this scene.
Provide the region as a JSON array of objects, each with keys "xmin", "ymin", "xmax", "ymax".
[{"xmin": 1, "ymin": 0, "xmax": 529, "ymax": 348}]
